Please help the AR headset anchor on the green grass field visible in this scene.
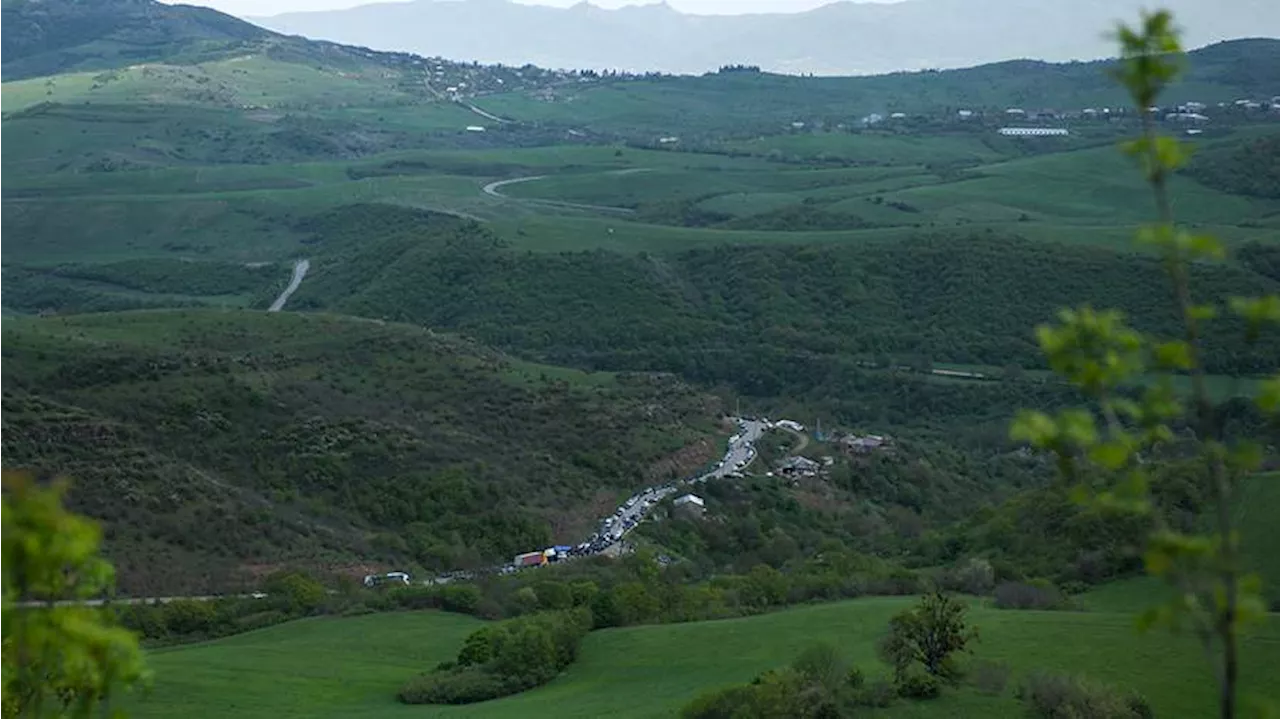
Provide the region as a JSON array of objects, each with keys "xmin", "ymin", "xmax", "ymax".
[{"xmin": 129, "ymin": 597, "xmax": 1280, "ymax": 719}]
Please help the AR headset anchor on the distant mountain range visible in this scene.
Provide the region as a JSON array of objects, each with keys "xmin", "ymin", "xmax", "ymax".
[{"xmin": 250, "ymin": 0, "xmax": 1280, "ymax": 75}]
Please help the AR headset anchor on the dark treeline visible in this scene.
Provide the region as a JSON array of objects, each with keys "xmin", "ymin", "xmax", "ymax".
[
  {"xmin": 1184, "ymin": 132, "xmax": 1280, "ymax": 199},
  {"xmin": 295, "ymin": 206, "xmax": 1279, "ymax": 396}
]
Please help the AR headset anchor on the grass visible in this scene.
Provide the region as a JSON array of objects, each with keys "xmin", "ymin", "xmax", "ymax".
[
  {"xmin": 1238, "ymin": 472, "xmax": 1280, "ymax": 603},
  {"xmin": 128, "ymin": 597, "xmax": 1280, "ymax": 719},
  {"xmin": 131, "ymin": 611, "xmax": 485, "ymax": 718}
]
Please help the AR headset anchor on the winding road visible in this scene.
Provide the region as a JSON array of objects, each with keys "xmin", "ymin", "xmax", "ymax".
[
  {"xmin": 268, "ymin": 259, "xmax": 310, "ymax": 312},
  {"xmin": 481, "ymin": 173, "xmax": 639, "ymax": 215}
]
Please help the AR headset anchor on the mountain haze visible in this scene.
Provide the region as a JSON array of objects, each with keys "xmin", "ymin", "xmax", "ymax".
[{"xmin": 251, "ymin": 0, "xmax": 1280, "ymax": 75}]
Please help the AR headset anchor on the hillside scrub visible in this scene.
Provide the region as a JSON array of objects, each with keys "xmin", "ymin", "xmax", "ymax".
[
  {"xmin": 1019, "ymin": 673, "xmax": 1154, "ymax": 719},
  {"xmin": 1184, "ymin": 134, "xmax": 1280, "ymax": 199},
  {"xmin": 1, "ymin": 310, "xmax": 718, "ymax": 593},
  {"xmin": 397, "ymin": 608, "xmax": 592, "ymax": 704}
]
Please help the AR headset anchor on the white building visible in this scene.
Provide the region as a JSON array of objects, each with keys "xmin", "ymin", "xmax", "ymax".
[
  {"xmin": 957, "ymin": 109, "xmax": 974, "ymax": 119},
  {"xmin": 889, "ymin": 112, "xmax": 907, "ymax": 119},
  {"xmin": 673, "ymin": 494, "xmax": 706, "ymax": 518},
  {"xmin": 1005, "ymin": 108, "xmax": 1026, "ymax": 115},
  {"xmin": 998, "ymin": 127, "xmax": 1069, "ymax": 137},
  {"xmin": 674, "ymin": 494, "xmax": 705, "ymax": 508},
  {"xmin": 465, "ymin": 125, "xmax": 486, "ymax": 132},
  {"xmin": 658, "ymin": 136, "xmax": 680, "ymax": 144},
  {"xmin": 775, "ymin": 419, "xmax": 805, "ymax": 433}
]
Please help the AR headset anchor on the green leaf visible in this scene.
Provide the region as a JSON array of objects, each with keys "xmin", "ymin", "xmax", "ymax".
[
  {"xmin": 1256, "ymin": 375, "xmax": 1280, "ymax": 414},
  {"xmin": 1089, "ymin": 440, "xmax": 1132, "ymax": 470},
  {"xmin": 1188, "ymin": 303, "xmax": 1217, "ymax": 321},
  {"xmin": 1152, "ymin": 341, "xmax": 1192, "ymax": 370},
  {"xmin": 1183, "ymin": 232, "xmax": 1223, "ymax": 261}
]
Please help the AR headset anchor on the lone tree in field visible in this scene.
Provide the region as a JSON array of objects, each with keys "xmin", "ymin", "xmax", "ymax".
[
  {"xmin": 2, "ymin": 471, "xmax": 148, "ymax": 718},
  {"xmin": 1011, "ymin": 10, "xmax": 1279, "ymax": 719},
  {"xmin": 877, "ymin": 590, "xmax": 976, "ymax": 681}
]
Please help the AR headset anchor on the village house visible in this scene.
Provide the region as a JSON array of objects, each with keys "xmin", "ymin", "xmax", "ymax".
[
  {"xmin": 673, "ymin": 493, "xmax": 705, "ymax": 519},
  {"xmin": 839, "ymin": 434, "xmax": 894, "ymax": 456},
  {"xmin": 775, "ymin": 456, "xmax": 820, "ymax": 478}
]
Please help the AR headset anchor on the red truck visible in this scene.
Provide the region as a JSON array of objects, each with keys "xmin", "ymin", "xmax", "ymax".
[{"xmin": 514, "ymin": 551, "xmax": 547, "ymax": 568}]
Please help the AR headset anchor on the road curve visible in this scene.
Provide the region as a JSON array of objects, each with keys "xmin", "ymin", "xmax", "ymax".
[
  {"xmin": 268, "ymin": 259, "xmax": 310, "ymax": 312},
  {"xmin": 481, "ymin": 174, "xmax": 636, "ymax": 215}
]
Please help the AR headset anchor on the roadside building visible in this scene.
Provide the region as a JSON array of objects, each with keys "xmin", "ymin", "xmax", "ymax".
[
  {"xmin": 775, "ymin": 419, "xmax": 805, "ymax": 433},
  {"xmin": 776, "ymin": 456, "xmax": 820, "ymax": 477},
  {"xmin": 840, "ymin": 434, "xmax": 894, "ymax": 456},
  {"xmin": 998, "ymin": 127, "xmax": 1069, "ymax": 137},
  {"xmin": 1164, "ymin": 112, "xmax": 1208, "ymax": 123},
  {"xmin": 673, "ymin": 493, "xmax": 706, "ymax": 519}
]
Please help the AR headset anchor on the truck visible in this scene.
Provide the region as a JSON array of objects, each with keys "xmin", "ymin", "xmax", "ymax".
[{"xmin": 514, "ymin": 551, "xmax": 547, "ymax": 568}]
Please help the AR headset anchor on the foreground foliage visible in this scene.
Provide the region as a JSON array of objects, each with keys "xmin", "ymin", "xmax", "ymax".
[
  {"xmin": 1, "ymin": 471, "xmax": 147, "ymax": 718},
  {"xmin": 1011, "ymin": 11, "xmax": 1280, "ymax": 719}
]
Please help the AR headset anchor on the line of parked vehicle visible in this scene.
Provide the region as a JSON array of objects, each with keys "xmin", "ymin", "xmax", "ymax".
[{"xmin": 419, "ymin": 416, "xmax": 785, "ymax": 585}]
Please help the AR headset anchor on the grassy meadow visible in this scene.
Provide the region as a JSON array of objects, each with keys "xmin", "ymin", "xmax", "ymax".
[{"xmin": 129, "ymin": 596, "xmax": 1280, "ymax": 719}]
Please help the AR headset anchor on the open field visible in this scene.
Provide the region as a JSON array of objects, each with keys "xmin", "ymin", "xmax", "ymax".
[{"xmin": 130, "ymin": 597, "xmax": 1280, "ymax": 719}]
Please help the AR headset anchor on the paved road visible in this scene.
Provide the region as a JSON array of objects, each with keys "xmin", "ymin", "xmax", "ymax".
[
  {"xmin": 462, "ymin": 102, "xmax": 509, "ymax": 124},
  {"xmin": 481, "ymin": 174, "xmax": 636, "ymax": 215},
  {"xmin": 27, "ymin": 418, "xmax": 785, "ymax": 604},
  {"xmin": 15, "ymin": 594, "xmax": 259, "ymax": 609},
  {"xmin": 268, "ymin": 259, "xmax": 310, "ymax": 312}
]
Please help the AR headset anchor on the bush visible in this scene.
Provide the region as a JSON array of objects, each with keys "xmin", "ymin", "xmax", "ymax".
[
  {"xmin": 397, "ymin": 609, "xmax": 592, "ymax": 705},
  {"xmin": 853, "ymin": 678, "xmax": 897, "ymax": 708},
  {"xmin": 970, "ymin": 660, "xmax": 1011, "ymax": 696},
  {"xmin": 993, "ymin": 580, "xmax": 1067, "ymax": 610},
  {"xmin": 397, "ymin": 667, "xmax": 525, "ymax": 705},
  {"xmin": 896, "ymin": 671, "xmax": 941, "ymax": 700},
  {"xmin": 232, "ymin": 609, "xmax": 289, "ymax": 633},
  {"xmin": 846, "ymin": 666, "xmax": 866, "ymax": 690},
  {"xmin": 791, "ymin": 642, "xmax": 848, "ymax": 691},
  {"xmin": 1019, "ymin": 672, "xmax": 1153, "ymax": 719}
]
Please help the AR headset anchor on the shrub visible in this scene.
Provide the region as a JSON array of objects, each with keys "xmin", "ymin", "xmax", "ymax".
[
  {"xmin": 993, "ymin": 580, "xmax": 1067, "ymax": 610},
  {"xmin": 896, "ymin": 671, "xmax": 941, "ymax": 700},
  {"xmin": 853, "ymin": 678, "xmax": 897, "ymax": 708},
  {"xmin": 397, "ymin": 609, "xmax": 592, "ymax": 705},
  {"xmin": 232, "ymin": 609, "xmax": 289, "ymax": 633},
  {"xmin": 791, "ymin": 642, "xmax": 848, "ymax": 691},
  {"xmin": 970, "ymin": 659, "xmax": 1011, "ymax": 696},
  {"xmin": 1019, "ymin": 672, "xmax": 1153, "ymax": 719},
  {"xmin": 397, "ymin": 667, "xmax": 525, "ymax": 705},
  {"xmin": 846, "ymin": 666, "xmax": 866, "ymax": 690}
]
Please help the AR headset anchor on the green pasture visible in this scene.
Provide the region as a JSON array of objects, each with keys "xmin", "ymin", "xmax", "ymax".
[{"xmin": 129, "ymin": 597, "xmax": 1280, "ymax": 719}]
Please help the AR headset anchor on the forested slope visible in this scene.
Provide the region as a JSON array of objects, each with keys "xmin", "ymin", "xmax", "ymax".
[
  {"xmin": 293, "ymin": 206, "xmax": 1280, "ymax": 409},
  {"xmin": 1, "ymin": 310, "xmax": 720, "ymax": 593}
]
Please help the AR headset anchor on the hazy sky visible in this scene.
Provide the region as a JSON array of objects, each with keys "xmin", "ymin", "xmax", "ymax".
[{"xmin": 174, "ymin": 0, "xmax": 870, "ymax": 18}]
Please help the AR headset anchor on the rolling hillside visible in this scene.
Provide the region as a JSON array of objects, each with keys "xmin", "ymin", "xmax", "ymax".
[
  {"xmin": 129, "ymin": 599, "xmax": 1280, "ymax": 719},
  {"xmin": 2, "ymin": 0, "xmax": 270, "ymax": 80},
  {"xmin": 1, "ymin": 308, "xmax": 721, "ymax": 594}
]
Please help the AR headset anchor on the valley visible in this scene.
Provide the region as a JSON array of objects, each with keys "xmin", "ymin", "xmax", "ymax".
[{"xmin": 2, "ymin": 0, "xmax": 1279, "ymax": 717}]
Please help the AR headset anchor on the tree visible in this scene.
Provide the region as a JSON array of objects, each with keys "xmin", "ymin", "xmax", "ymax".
[
  {"xmin": 1010, "ymin": 11, "xmax": 1278, "ymax": 719},
  {"xmin": 262, "ymin": 571, "xmax": 326, "ymax": 616},
  {"xmin": 2, "ymin": 471, "xmax": 148, "ymax": 718},
  {"xmin": 877, "ymin": 591, "xmax": 976, "ymax": 680}
]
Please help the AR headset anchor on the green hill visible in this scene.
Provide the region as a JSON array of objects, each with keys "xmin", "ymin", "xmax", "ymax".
[
  {"xmin": 0, "ymin": 309, "xmax": 720, "ymax": 594},
  {"xmin": 2, "ymin": 0, "xmax": 272, "ymax": 81},
  {"xmin": 129, "ymin": 599, "xmax": 1280, "ymax": 719}
]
